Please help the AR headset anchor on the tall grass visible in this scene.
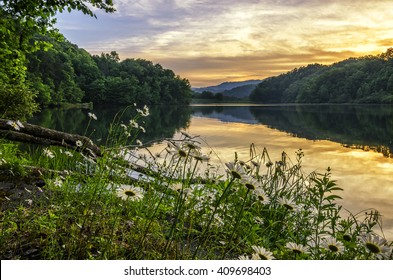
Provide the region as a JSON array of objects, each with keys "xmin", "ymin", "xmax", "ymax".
[{"xmin": 0, "ymin": 106, "xmax": 392, "ymax": 260}]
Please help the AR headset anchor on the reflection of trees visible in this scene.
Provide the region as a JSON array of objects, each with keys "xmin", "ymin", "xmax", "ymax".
[
  {"xmin": 29, "ymin": 105, "xmax": 192, "ymax": 146},
  {"xmin": 248, "ymin": 105, "xmax": 393, "ymax": 157},
  {"xmin": 192, "ymin": 106, "xmax": 256, "ymax": 123}
]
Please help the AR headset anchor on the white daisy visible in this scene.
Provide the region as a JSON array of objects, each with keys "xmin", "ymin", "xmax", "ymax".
[
  {"xmin": 254, "ymin": 188, "xmax": 270, "ymax": 204},
  {"xmin": 116, "ymin": 185, "xmax": 144, "ymax": 201},
  {"xmin": 191, "ymin": 150, "xmax": 210, "ymax": 162},
  {"xmin": 6, "ymin": 120, "xmax": 23, "ymax": 131},
  {"xmin": 251, "ymin": 245, "xmax": 275, "ymax": 260},
  {"xmin": 88, "ymin": 112, "xmax": 97, "ymax": 120},
  {"xmin": 43, "ymin": 148, "xmax": 55, "ymax": 158},
  {"xmin": 241, "ymin": 176, "xmax": 259, "ymax": 191},
  {"xmin": 129, "ymin": 119, "xmax": 139, "ymax": 128},
  {"xmin": 322, "ymin": 236, "xmax": 344, "ymax": 253},
  {"xmin": 278, "ymin": 197, "xmax": 298, "ymax": 211},
  {"xmin": 225, "ymin": 162, "xmax": 247, "ymax": 180},
  {"xmin": 286, "ymin": 242, "xmax": 309, "ymax": 254},
  {"xmin": 76, "ymin": 140, "xmax": 83, "ymax": 147},
  {"xmin": 359, "ymin": 233, "xmax": 391, "ymax": 259}
]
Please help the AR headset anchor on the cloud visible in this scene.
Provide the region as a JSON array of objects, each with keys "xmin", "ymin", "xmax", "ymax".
[{"xmin": 55, "ymin": 0, "xmax": 393, "ymax": 86}]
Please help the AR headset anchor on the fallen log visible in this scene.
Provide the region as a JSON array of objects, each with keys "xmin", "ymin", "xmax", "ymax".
[{"xmin": 0, "ymin": 119, "xmax": 101, "ymax": 157}]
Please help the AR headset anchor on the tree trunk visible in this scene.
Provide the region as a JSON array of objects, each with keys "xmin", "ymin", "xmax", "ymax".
[{"xmin": 0, "ymin": 119, "xmax": 101, "ymax": 157}]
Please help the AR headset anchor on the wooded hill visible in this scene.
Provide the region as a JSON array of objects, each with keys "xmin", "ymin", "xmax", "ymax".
[
  {"xmin": 27, "ymin": 35, "xmax": 192, "ymax": 107},
  {"xmin": 250, "ymin": 49, "xmax": 393, "ymax": 104}
]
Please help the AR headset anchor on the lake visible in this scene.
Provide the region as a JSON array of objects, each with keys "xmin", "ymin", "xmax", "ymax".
[{"xmin": 29, "ymin": 103, "xmax": 393, "ymax": 239}]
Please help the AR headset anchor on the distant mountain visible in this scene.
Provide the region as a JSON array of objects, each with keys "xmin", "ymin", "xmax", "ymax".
[
  {"xmin": 220, "ymin": 84, "xmax": 258, "ymax": 98},
  {"xmin": 193, "ymin": 79, "xmax": 263, "ymax": 93}
]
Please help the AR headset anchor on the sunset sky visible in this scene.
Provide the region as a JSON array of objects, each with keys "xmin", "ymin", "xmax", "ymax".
[{"xmin": 55, "ymin": 0, "xmax": 393, "ymax": 87}]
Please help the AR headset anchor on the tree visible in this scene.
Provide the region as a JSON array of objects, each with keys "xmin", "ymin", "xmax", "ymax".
[{"xmin": 0, "ymin": 0, "xmax": 115, "ymax": 119}]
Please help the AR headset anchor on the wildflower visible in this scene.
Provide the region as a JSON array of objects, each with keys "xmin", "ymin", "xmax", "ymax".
[
  {"xmin": 137, "ymin": 105, "xmax": 150, "ymax": 117},
  {"xmin": 136, "ymin": 139, "xmax": 143, "ymax": 146},
  {"xmin": 254, "ymin": 217, "xmax": 264, "ymax": 225},
  {"xmin": 278, "ymin": 197, "xmax": 298, "ymax": 211},
  {"xmin": 53, "ymin": 177, "xmax": 63, "ymax": 187},
  {"xmin": 64, "ymin": 151, "xmax": 73, "ymax": 157},
  {"xmin": 7, "ymin": 120, "xmax": 24, "ymax": 131},
  {"xmin": 184, "ymin": 140, "xmax": 199, "ymax": 150},
  {"xmin": 191, "ymin": 150, "xmax": 210, "ymax": 162},
  {"xmin": 170, "ymin": 182, "xmax": 183, "ymax": 192},
  {"xmin": 359, "ymin": 233, "xmax": 391, "ymax": 259},
  {"xmin": 254, "ymin": 189, "xmax": 270, "ymax": 204},
  {"xmin": 43, "ymin": 148, "xmax": 55, "ymax": 158},
  {"xmin": 251, "ymin": 245, "xmax": 275, "ymax": 260},
  {"xmin": 242, "ymin": 176, "xmax": 259, "ymax": 190},
  {"xmin": 116, "ymin": 185, "xmax": 144, "ymax": 201},
  {"xmin": 141, "ymin": 105, "xmax": 150, "ymax": 117},
  {"xmin": 88, "ymin": 112, "xmax": 97, "ymax": 120},
  {"xmin": 286, "ymin": 242, "xmax": 309, "ymax": 254},
  {"xmin": 76, "ymin": 140, "xmax": 83, "ymax": 147},
  {"xmin": 140, "ymin": 126, "xmax": 146, "ymax": 133},
  {"xmin": 168, "ymin": 142, "xmax": 187, "ymax": 158},
  {"xmin": 322, "ymin": 236, "xmax": 344, "ymax": 253},
  {"xmin": 225, "ymin": 162, "xmax": 246, "ymax": 180},
  {"xmin": 25, "ymin": 199, "xmax": 33, "ymax": 206},
  {"xmin": 238, "ymin": 255, "xmax": 250, "ymax": 260},
  {"xmin": 129, "ymin": 119, "xmax": 139, "ymax": 128}
]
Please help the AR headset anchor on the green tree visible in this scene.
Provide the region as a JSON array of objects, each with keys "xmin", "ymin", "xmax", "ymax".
[{"xmin": 0, "ymin": 0, "xmax": 115, "ymax": 119}]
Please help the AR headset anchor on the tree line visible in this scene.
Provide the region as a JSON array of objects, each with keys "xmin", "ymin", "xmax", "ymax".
[
  {"xmin": 27, "ymin": 36, "xmax": 192, "ymax": 107},
  {"xmin": 250, "ymin": 49, "xmax": 393, "ymax": 104},
  {"xmin": 0, "ymin": 0, "xmax": 191, "ymax": 120}
]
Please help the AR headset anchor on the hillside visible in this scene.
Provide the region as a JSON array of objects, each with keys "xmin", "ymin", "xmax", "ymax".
[
  {"xmin": 26, "ymin": 36, "xmax": 193, "ymax": 107},
  {"xmin": 250, "ymin": 49, "xmax": 393, "ymax": 104},
  {"xmin": 220, "ymin": 84, "xmax": 258, "ymax": 98},
  {"xmin": 193, "ymin": 79, "xmax": 262, "ymax": 93}
]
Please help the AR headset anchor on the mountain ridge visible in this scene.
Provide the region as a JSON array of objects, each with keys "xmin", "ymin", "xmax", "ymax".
[{"xmin": 193, "ymin": 79, "xmax": 263, "ymax": 93}]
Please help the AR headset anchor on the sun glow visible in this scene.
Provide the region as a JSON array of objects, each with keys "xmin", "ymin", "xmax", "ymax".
[{"xmin": 56, "ymin": 0, "xmax": 393, "ymax": 86}]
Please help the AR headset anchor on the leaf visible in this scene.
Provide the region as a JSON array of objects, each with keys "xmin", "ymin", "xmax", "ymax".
[
  {"xmin": 325, "ymin": 195, "xmax": 342, "ymax": 201},
  {"xmin": 329, "ymin": 187, "xmax": 344, "ymax": 191}
]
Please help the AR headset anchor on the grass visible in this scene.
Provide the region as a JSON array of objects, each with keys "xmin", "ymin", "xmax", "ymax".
[{"xmin": 0, "ymin": 105, "xmax": 392, "ymax": 260}]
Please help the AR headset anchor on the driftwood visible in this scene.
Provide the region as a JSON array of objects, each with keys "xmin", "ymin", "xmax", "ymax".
[
  {"xmin": 0, "ymin": 119, "xmax": 101, "ymax": 157},
  {"xmin": 1, "ymin": 119, "xmax": 211, "ymax": 184}
]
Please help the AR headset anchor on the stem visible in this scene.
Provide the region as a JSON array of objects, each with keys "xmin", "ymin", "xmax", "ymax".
[
  {"xmin": 192, "ymin": 178, "xmax": 235, "ymax": 259},
  {"xmin": 222, "ymin": 188, "xmax": 250, "ymax": 258},
  {"xmin": 135, "ymin": 157, "xmax": 181, "ymax": 258}
]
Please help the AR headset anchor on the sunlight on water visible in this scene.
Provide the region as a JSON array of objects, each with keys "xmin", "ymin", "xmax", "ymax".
[{"xmin": 173, "ymin": 116, "xmax": 393, "ymax": 240}]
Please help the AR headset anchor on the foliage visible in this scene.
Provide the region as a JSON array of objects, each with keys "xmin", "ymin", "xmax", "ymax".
[
  {"xmin": 0, "ymin": 0, "xmax": 115, "ymax": 119},
  {"xmin": 193, "ymin": 90, "xmax": 224, "ymax": 101},
  {"xmin": 250, "ymin": 49, "xmax": 393, "ymax": 104},
  {"xmin": 26, "ymin": 37, "xmax": 193, "ymax": 106},
  {"xmin": 1, "ymin": 108, "xmax": 392, "ymax": 259}
]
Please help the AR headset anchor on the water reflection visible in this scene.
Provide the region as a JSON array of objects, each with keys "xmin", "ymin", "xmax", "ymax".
[
  {"xmin": 29, "ymin": 104, "xmax": 393, "ymax": 239},
  {"xmin": 182, "ymin": 116, "xmax": 393, "ymax": 240},
  {"xmin": 29, "ymin": 105, "xmax": 192, "ymax": 145},
  {"xmin": 191, "ymin": 104, "xmax": 393, "ymax": 157}
]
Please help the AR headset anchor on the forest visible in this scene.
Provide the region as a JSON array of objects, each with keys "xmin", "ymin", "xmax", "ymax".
[
  {"xmin": 250, "ymin": 49, "xmax": 393, "ymax": 104},
  {"xmin": 0, "ymin": 0, "xmax": 191, "ymax": 120},
  {"xmin": 27, "ymin": 36, "xmax": 192, "ymax": 107}
]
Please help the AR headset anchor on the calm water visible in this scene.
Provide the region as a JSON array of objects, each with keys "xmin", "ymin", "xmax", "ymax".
[{"xmin": 29, "ymin": 103, "xmax": 393, "ymax": 239}]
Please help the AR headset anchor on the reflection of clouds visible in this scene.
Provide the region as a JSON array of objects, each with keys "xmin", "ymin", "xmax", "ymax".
[{"xmin": 185, "ymin": 117, "xmax": 393, "ymax": 239}]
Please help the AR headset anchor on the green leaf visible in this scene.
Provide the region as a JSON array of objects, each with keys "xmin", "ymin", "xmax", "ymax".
[{"xmin": 325, "ymin": 195, "xmax": 342, "ymax": 201}]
